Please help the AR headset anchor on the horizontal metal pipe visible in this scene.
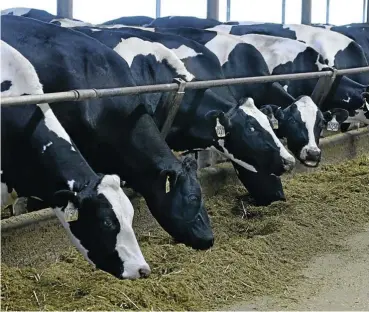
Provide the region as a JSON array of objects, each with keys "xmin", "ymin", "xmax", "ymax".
[{"xmin": 2, "ymin": 66, "xmax": 369, "ymax": 107}]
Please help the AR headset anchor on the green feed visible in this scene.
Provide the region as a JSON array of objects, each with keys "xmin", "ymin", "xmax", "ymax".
[{"xmin": 2, "ymin": 155, "xmax": 369, "ymax": 311}]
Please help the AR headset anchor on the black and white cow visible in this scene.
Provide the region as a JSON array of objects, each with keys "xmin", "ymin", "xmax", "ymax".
[
  {"xmin": 236, "ymin": 34, "xmax": 367, "ymax": 126},
  {"xmin": 2, "ymin": 15, "xmax": 214, "ymax": 250},
  {"xmin": 147, "ymin": 16, "xmax": 221, "ymax": 29},
  {"xmin": 208, "ymin": 23, "xmax": 369, "ymax": 85},
  {"xmin": 151, "ymin": 27, "xmax": 339, "ymax": 167},
  {"xmin": 102, "ymin": 16, "xmax": 154, "ymax": 26},
  {"xmin": 1, "ymin": 40, "xmax": 150, "ymax": 279},
  {"xmin": 72, "ymin": 25, "xmax": 296, "ymax": 205}
]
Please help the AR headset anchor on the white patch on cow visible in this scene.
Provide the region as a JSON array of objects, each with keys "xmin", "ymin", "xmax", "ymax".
[
  {"xmin": 37, "ymin": 103, "xmax": 74, "ymax": 145},
  {"xmin": 1, "ymin": 41, "xmax": 75, "ymax": 149},
  {"xmin": 239, "ymin": 98, "xmax": 296, "ymax": 167},
  {"xmin": 170, "ymin": 45, "xmax": 203, "ymax": 60},
  {"xmin": 283, "ymin": 85, "xmax": 289, "ymax": 92},
  {"xmin": 50, "ymin": 18, "xmax": 94, "ymax": 28},
  {"xmin": 209, "ymin": 143, "xmax": 257, "ymax": 172},
  {"xmin": 295, "ymin": 96, "xmax": 321, "ymax": 161},
  {"xmin": 206, "ymin": 25, "xmax": 233, "ymax": 34},
  {"xmin": 1, "ymin": 7, "xmax": 31, "ymax": 16},
  {"xmin": 97, "ymin": 175, "xmax": 150, "ymax": 279},
  {"xmin": 100, "ymin": 24, "xmax": 155, "ymax": 31},
  {"xmin": 113, "ymin": 37, "xmax": 194, "ymax": 81},
  {"xmin": 204, "ymin": 32, "xmax": 243, "ymax": 66},
  {"xmin": 240, "ymin": 34, "xmax": 328, "ymax": 73},
  {"xmin": 1, "ymin": 183, "xmax": 11, "ymax": 208},
  {"xmin": 284, "ymin": 24, "xmax": 352, "ymax": 67},
  {"xmin": 42, "ymin": 141, "xmax": 53, "ymax": 153},
  {"xmin": 344, "ymin": 109, "xmax": 369, "ymax": 125},
  {"xmin": 343, "ymin": 96, "xmax": 351, "ymax": 103},
  {"xmin": 54, "ymin": 205, "xmax": 94, "ymax": 265},
  {"xmin": 67, "ymin": 180, "xmax": 75, "ymax": 191}
]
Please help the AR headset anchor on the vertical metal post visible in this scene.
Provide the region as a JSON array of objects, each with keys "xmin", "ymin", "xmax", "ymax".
[
  {"xmin": 226, "ymin": 0, "xmax": 231, "ymax": 21},
  {"xmin": 156, "ymin": 0, "xmax": 161, "ymax": 18},
  {"xmin": 301, "ymin": 0, "xmax": 312, "ymax": 25},
  {"xmin": 57, "ymin": 0, "xmax": 73, "ymax": 18},
  {"xmin": 207, "ymin": 0, "xmax": 219, "ymax": 20},
  {"xmin": 326, "ymin": 0, "xmax": 330, "ymax": 24},
  {"xmin": 366, "ymin": 0, "xmax": 369, "ymax": 23},
  {"xmin": 282, "ymin": 0, "xmax": 286, "ymax": 24}
]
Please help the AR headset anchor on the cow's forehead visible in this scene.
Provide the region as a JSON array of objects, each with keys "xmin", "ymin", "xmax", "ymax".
[
  {"xmin": 238, "ymin": 98, "xmax": 271, "ymax": 129},
  {"xmin": 294, "ymin": 96, "xmax": 319, "ymax": 122}
]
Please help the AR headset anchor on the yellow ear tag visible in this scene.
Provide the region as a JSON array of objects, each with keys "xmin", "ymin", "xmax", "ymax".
[
  {"xmin": 215, "ymin": 117, "xmax": 226, "ymax": 138},
  {"xmin": 64, "ymin": 204, "xmax": 79, "ymax": 222},
  {"xmin": 165, "ymin": 175, "xmax": 170, "ymax": 193}
]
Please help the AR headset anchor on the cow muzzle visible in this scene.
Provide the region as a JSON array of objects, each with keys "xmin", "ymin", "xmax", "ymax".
[
  {"xmin": 121, "ymin": 262, "xmax": 151, "ymax": 280},
  {"xmin": 300, "ymin": 146, "xmax": 321, "ymax": 167}
]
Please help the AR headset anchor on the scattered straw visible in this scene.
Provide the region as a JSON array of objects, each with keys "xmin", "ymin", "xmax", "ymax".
[{"xmin": 2, "ymin": 155, "xmax": 369, "ymax": 311}]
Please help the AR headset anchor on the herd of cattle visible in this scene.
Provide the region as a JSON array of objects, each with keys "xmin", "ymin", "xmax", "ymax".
[{"xmin": 1, "ymin": 8, "xmax": 368, "ymax": 280}]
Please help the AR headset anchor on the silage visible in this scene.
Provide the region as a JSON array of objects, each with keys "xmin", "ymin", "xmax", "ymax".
[{"xmin": 1, "ymin": 155, "xmax": 369, "ymax": 311}]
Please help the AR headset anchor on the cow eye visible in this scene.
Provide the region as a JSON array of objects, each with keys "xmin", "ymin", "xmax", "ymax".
[
  {"xmin": 103, "ymin": 220, "xmax": 113, "ymax": 228},
  {"xmin": 250, "ymin": 127, "xmax": 255, "ymax": 132},
  {"xmin": 189, "ymin": 195, "xmax": 199, "ymax": 202}
]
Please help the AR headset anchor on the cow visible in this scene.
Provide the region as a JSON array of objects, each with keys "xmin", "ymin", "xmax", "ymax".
[
  {"xmin": 71, "ymin": 25, "xmax": 296, "ymax": 205},
  {"xmin": 1, "ymin": 40, "xmax": 150, "ymax": 279},
  {"xmin": 2, "ymin": 15, "xmax": 214, "ymax": 251},
  {"xmin": 102, "ymin": 16, "xmax": 154, "ymax": 26},
  {"xmin": 208, "ymin": 23, "xmax": 369, "ymax": 85},
  {"xmin": 149, "ymin": 27, "xmax": 343, "ymax": 167},
  {"xmin": 237, "ymin": 34, "xmax": 367, "ymax": 127}
]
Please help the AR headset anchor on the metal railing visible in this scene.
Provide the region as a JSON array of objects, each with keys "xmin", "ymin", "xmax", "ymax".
[{"xmin": 2, "ymin": 66, "xmax": 369, "ymax": 107}]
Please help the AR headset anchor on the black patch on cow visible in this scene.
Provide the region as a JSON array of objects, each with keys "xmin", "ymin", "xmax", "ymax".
[{"xmin": 1, "ymin": 80, "xmax": 12, "ymax": 92}]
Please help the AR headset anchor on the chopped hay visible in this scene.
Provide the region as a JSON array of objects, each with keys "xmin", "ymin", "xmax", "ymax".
[{"xmin": 2, "ymin": 155, "xmax": 369, "ymax": 311}]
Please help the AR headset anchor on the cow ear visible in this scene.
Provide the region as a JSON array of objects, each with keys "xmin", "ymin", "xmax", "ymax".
[
  {"xmin": 261, "ymin": 105, "xmax": 284, "ymax": 130},
  {"xmin": 205, "ymin": 110, "xmax": 231, "ymax": 129},
  {"xmin": 259, "ymin": 105, "xmax": 273, "ymax": 118},
  {"xmin": 322, "ymin": 111, "xmax": 332, "ymax": 124},
  {"xmin": 330, "ymin": 108, "xmax": 349, "ymax": 124},
  {"xmin": 159, "ymin": 169, "xmax": 180, "ymax": 193},
  {"xmin": 53, "ymin": 190, "xmax": 78, "ymax": 207}
]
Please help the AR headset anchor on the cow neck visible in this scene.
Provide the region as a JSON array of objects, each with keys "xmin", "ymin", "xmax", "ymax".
[{"xmin": 26, "ymin": 107, "xmax": 97, "ymax": 193}]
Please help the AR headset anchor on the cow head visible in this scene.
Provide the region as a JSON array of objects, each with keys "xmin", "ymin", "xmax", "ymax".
[
  {"xmin": 52, "ymin": 174, "xmax": 150, "ymax": 280},
  {"xmin": 149, "ymin": 156, "xmax": 214, "ymax": 250},
  {"xmin": 205, "ymin": 98, "xmax": 295, "ymax": 176},
  {"xmin": 261, "ymin": 96, "xmax": 348, "ymax": 167}
]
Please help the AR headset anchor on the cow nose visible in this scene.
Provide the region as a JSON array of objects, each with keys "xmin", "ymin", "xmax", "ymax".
[
  {"xmin": 139, "ymin": 266, "xmax": 151, "ymax": 278},
  {"xmin": 307, "ymin": 149, "xmax": 321, "ymax": 159},
  {"xmin": 282, "ymin": 157, "xmax": 295, "ymax": 172}
]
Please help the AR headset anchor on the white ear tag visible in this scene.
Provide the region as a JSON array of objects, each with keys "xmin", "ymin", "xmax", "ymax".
[
  {"xmin": 270, "ymin": 115, "xmax": 279, "ymax": 130},
  {"xmin": 165, "ymin": 175, "xmax": 170, "ymax": 193},
  {"xmin": 215, "ymin": 117, "xmax": 226, "ymax": 138},
  {"xmin": 64, "ymin": 204, "xmax": 79, "ymax": 222},
  {"xmin": 327, "ymin": 115, "xmax": 339, "ymax": 131}
]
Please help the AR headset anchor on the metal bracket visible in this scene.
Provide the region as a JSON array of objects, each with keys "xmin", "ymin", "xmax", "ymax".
[
  {"xmin": 311, "ymin": 68, "xmax": 338, "ymax": 107},
  {"xmin": 160, "ymin": 78, "xmax": 187, "ymax": 139}
]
